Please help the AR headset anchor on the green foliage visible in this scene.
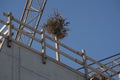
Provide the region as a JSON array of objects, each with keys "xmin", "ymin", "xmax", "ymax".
[{"xmin": 43, "ymin": 11, "xmax": 70, "ymax": 39}]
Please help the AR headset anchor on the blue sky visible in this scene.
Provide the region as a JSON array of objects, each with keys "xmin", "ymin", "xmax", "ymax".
[
  {"xmin": 46, "ymin": 0, "xmax": 120, "ymax": 60},
  {"xmin": 0, "ymin": 0, "xmax": 120, "ymax": 61}
]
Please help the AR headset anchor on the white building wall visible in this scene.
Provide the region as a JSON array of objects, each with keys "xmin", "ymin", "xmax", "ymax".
[{"xmin": 0, "ymin": 40, "xmax": 84, "ymax": 80}]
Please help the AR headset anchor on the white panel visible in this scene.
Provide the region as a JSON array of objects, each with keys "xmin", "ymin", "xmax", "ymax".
[
  {"xmin": 21, "ymin": 67, "xmax": 50, "ymax": 80},
  {"xmin": 20, "ymin": 43, "xmax": 84, "ymax": 80},
  {"xmin": 0, "ymin": 51, "xmax": 12, "ymax": 80},
  {"xmin": 0, "ymin": 40, "xmax": 84, "ymax": 80}
]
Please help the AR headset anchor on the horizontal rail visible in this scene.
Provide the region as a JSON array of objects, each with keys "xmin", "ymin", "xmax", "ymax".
[
  {"xmin": 12, "ymin": 26, "xmax": 42, "ymax": 44},
  {"xmin": 0, "ymin": 32, "xmax": 7, "ymax": 39},
  {"xmin": 77, "ymin": 53, "xmax": 120, "ymax": 70},
  {"xmin": 1, "ymin": 13, "xmax": 119, "ymax": 79},
  {"xmin": 3, "ymin": 12, "xmax": 42, "ymax": 35},
  {"xmin": 46, "ymin": 42, "xmax": 83, "ymax": 64},
  {"xmin": 45, "ymin": 34, "xmax": 81, "ymax": 55},
  {"xmin": 88, "ymin": 55, "xmax": 120, "ymax": 79},
  {"xmin": 89, "ymin": 62, "xmax": 120, "ymax": 79},
  {"xmin": 0, "ymin": 19, "xmax": 8, "ymax": 25},
  {"xmin": 0, "ymin": 24, "xmax": 7, "ymax": 32},
  {"xmin": 0, "ymin": 30, "xmax": 8, "ymax": 39},
  {"xmin": 45, "ymin": 33, "xmax": 117, "ymax": 75},
  {"xmin": 45, "ymin": 42, "xmax": 112, "ymax": 79},
  {"xmin": 86, "ymin": 55, "xmax": 117, "ymax": 73}
]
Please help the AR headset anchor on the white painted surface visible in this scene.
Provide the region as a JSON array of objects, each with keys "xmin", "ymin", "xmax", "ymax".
[{"xmin": 0, "ymin": 40, "xmax": 84, "ymax": 80}]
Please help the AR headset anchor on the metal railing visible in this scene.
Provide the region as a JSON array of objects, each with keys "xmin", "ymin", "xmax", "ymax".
[{"xmin": 0, "ymin": 12, "xmax": 119, "ymax": 80}]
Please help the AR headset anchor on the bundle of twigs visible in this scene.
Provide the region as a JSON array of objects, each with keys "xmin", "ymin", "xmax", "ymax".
[{"xmin": 43, "ymin": 11, "xmax": 70, "ymax": 39}]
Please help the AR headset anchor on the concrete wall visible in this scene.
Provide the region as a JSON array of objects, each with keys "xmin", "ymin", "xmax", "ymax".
[{"xmin": 0, "ymin": 40, "xmax": 84, "ymax": 80}]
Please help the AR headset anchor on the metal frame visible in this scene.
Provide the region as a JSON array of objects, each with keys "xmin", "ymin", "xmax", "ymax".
[
  {"xmin": 0, "ymin": 0, "xmax": 119, "ymax": 79},
  {"xmin": 15, "ymin": 0, "xmax": 47, "ymax": 47}
]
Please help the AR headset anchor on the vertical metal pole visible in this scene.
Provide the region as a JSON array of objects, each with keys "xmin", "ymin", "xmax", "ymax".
[
  {"xmin": 15, "ymin": 0, "xmax": 33, "ymax": 41},
  {"xmin": 29, "ymin": 0, "xmax": 47, "ymax": 47},
  {"xmin": 41, "ymin": 28, "xmax": 46, "ymax": 64},
  {"xmin": 7, "ymin": 12, "xmax": 12, "ymax": 48},
  {"xmin": 82, "ymin": 49, "xmax": 88, "ymax": 80},
  {"xmin": 55, "ymin": 36, "xmax": 60, "ymax": 62}
]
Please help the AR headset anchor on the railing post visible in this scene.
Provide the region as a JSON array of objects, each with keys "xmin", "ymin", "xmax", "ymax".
[
  {"xmin": 82, "ymin": 49, "xmax": 89, "ymax": 80},
  {"xmin": 55, "ymin": 36, "xmax": 60, "ymax": 62},
  {"xmin": 7, "ymin": 12, "xmax": 12, "ymax": 48},
  {"xmin": 41, "ymin": 28, "xmax": 46, "ymax": 64}
]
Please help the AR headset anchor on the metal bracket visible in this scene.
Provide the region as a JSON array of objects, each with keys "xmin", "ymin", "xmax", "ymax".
[
  {"xmin": 7, "ymin": 36, "xmax": 12, "ymax": 48},
  {"xmin": 41, "ymin": 53, "xmax": 47, "ymax": 64}
]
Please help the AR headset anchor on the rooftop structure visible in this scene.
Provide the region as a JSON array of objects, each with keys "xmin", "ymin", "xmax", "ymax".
[{"xmin": 0, "ymin": 0, "xmax": 120, "ymax": 80}]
